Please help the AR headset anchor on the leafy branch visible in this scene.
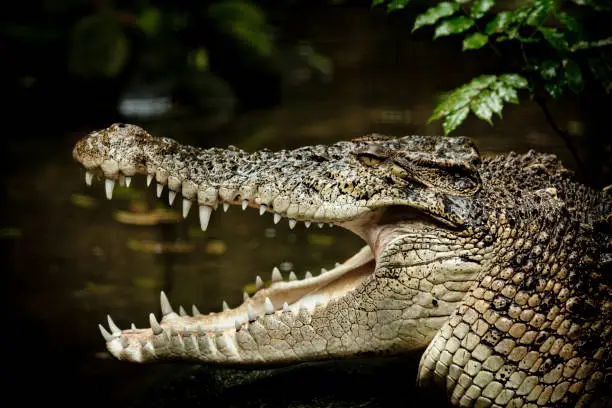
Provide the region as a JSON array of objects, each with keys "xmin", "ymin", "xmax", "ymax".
[{"xmin": 372, "ymin": 0, "xmax": 612, "ymax": 173}]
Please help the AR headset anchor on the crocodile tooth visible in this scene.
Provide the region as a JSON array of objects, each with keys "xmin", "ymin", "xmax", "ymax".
[
  {"xmin": 215, "ymin": 329, "xmax": 222, "ymax": 338},
  {"xmin": 255, "ymin": 276, "xmax": 264, "ymax": 290},
  {"xmin": 242, "ymin": 200, "xmax": 248, "ymax": 210},
  {"xmin": 168, "ymin": 191, "xmax": 177, "ymax": 206},
  {"xmin": 289, "ymin": 271, "xmax": 297, "ymax": 281},
  {"xmin": 182, "ymin": 199, "xmax": 192, "ymax": 218},
  {"xmin": 234, "ymin": 320, "xmax": 242, "ymax": 331},
  {"xmin": 125, "ymin": 176, "xmax": 132, "ymax": 187},
  {"xmin": 99, "ymin": 324, "xmax": 113, "ymax": 341},
  {"xmin": 222, "ymin": 300, "xmax": 230, "ymax": 311},
  {"xmin": 107, "ymin": 315, "xmax": 121, "ymax": 334},
  {"xmin": 335, "ymin": 262, "xmax": 341, "ymax": 267},
  {"xmin": 318, "ymin": 223, "xmax": 324, "ymax": 228},
  {"xmin": 259, "ymin": 204, "xmax": 266, "ymax": 215},
  {"xmin": 264, "ymin": 297, "xmax": 274, "ymax": 314},
  {"xmin": 273, "ymin": 213, "xmax": 281, "ymax": 224},
  {"xmin": 282, "ymin": 302, "xmax": 290, "ymax": 312},
  {"xmin": 149, "ymin": 313, "xmax": 163, "ymax": 335},
  {"xmin": 329, "ymin": 223, "xmax": 334, "ymax": 227},
  {"xmin": 304, "ymin": 221, "xmax": 311, "ymax": 228},
  {"xmin": 160, "ymin": 291, "xmax": 175, "ymax": 316},
  {"xmin": 131, "ymin": 323, "xmax": 137, "ymax": 330},
  {"xmin": 105, "ymin": 179, "xmax": 115, "ymax": 200},
  {"xmin": 179, "ymin": 305, "xmax": 188, "ymax": 316},
  {"xmin": 147, "ymin": 174, "xmax": 153, "ymax": 187},
  {"xmin": 85, "ymin": 171, "xmax": 93, "ymax": 186},
  {"xmin": 321, "ymin": 268, "xmax": 327, "ymax": 274},
  {"xmin": 199, "ymin": 205, "xmax": 213, "ymax": 231},
  {"xmin": 243, "ymin": 292, "xmax": 250, "ymax": 301},
  {"xmin": 247, "ymin": 304, "xmax": 257, "ymax": 321},
  {"xmin": 143, "ymin": 341, "xmax": 155, "ymax": 354},
  {"xmin": 192, "ymin": 305, "xmax": 201, "ymax": 316},
  {"xmin": 305, "ymin": 271, "xmax": 313, "ymax": 279},
  {"xmin": 289, "ymin": 219, "xmax": 297, "ymax": 229},
  {"xmin": 271, "ymin": 267, "xmax": 282, "ymax": 282},
  {"xmin": 223, "ymin": 203, "xmax": 230, "ymax": 212},
  {"xmin": 156, "ymin": 183, "xmax": 164, "ymax": 198}
]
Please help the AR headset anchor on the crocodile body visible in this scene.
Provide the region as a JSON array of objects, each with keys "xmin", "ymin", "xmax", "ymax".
[{"xmin": 73, "ymin": 123, "xmax": 611, "ymax": 408}]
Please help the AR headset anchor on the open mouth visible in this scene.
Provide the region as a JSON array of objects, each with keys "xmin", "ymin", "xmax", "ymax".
[{"xmin": 83, "ymin": 167, "xmax": 383, "ymax": 361}]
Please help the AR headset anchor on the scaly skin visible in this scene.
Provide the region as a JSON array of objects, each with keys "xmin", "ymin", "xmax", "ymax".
[{"xmin": 73, "ymin": 123, "xmax": 611, "ymax": 408}]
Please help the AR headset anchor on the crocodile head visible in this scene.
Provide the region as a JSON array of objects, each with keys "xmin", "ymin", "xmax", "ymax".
[{"xmin": 73, "ymin": 123, "xmax": 487, "ymax": 364}]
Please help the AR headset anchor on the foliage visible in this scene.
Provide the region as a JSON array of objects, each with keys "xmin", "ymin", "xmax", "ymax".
[{"xmin": 373, "ymin": 0, "xmax": 612, "ymax": 135}]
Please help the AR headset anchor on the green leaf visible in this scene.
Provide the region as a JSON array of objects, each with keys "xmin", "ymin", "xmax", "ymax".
[
  {"xmin": 470, "ymin": 0, "xmax": 495, "ymax": 19},
  {"xmin": 387, "ymin": 0, "xmax": 410, "ymax": 11},
  {"xmin": 442, "ymin": 106, "xmax": 469, "ymax": 135},
  {"xmin": 137, "ymin": 7, "xmax": 162, "ymax": 36},
  {"xmin": 564, "ymin": 60, "xmax": 584, "ymax": 94},
  {"xmin": 371, "ymin": 0, "xmax": 386, "ymax": 7},
  {"xmin": 539, "ymin": 60, "xmax": 559, "ymax": 80},
  {"xmin": 499, "ymin": 73, "xmax": 528, "ymax": 88},
  {"xmin": 463, "ymin": 32, "xmax": 488, "ymax": 50},
  {"xmin": 525, "ymin": 1, "xmax": 553, "ymax": 27},
  {"xmin": 413, "ymin": 2, "xmax": 459, "ymax": 32},
  {"xmin": 491, "ymin": 81, "xmax": 519, "ymax": 104},
  {"xmin": 539, "ymin": 27, "xmax": 567, "ymax": 51},
  {"xmin": 481, "ymin": 89, "xmax": 504, "ymax": 117},
  {"xmin": 434, "ymin": 16, "xmax": 475, "ymax": 39},
  {"xmin": 485, "ymin": 11, "xmax": 513, "ymax": 34},
  {"xmin": 470, "ymin": 97, "xmax": 493, "ymax": 125}
]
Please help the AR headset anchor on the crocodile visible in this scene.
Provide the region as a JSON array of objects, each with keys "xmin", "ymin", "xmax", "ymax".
[{"xmin": 72, "ymin": 123, "xmax": 611, "ymax": 408}]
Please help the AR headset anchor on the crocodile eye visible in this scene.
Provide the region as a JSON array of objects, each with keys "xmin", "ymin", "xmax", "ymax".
[{"xmin": 454, "ymin": 177, "xmax": 477, "ymax": 191}]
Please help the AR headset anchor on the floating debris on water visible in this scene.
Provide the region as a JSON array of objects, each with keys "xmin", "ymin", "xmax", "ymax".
[
  {"xmin": 114, "ymin": 208, "xmax": 180, "ymax": 225},
  {"xmin": 127, "ymin": 238, "xmax": 195, "ymax": 254}
]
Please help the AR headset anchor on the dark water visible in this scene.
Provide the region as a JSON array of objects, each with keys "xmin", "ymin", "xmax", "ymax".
[{"xmin": 3, "ymin": 6, "xmax": 594, "ymax": 408}]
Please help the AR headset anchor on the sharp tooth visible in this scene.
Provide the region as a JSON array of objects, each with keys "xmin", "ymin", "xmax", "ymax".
[
  {"xmin": 288, "ymin": 271, "xmax": 297, "ymax": 281},
  {"xmin": 85, "ymin": 171, "xmax": 93, "ymax": 186},
  {"xmin": 235, "ymin": 320, "xmax": 242, "ymax": 331},
  {"xmin": 149, "ymin": 313, "xmax": 163, "ymax": 335},
  {"xmin": 147, "ymin": 174, "xmax": 153, "ymax": 186},
  {"xmin": 222, "ymin": 300, "xmax": 230, "ymax": 311},
  {"xmin": 259, "ymin": 204, "xmax": 267, "ymax": 215},
  {"xmin": 318, "ymin": 223, "xmax": 324, "ymax": 228},
  {"xmin": 192, "ymin": 305, "xmax": 201, "ymax": 316},
  {"xmin": 271, "ymin": 267, "xmax": 282, "ymax": 282},
  {"xmin": 107, "ymin": 315, "xmax": 121, "ymax": 334},
  {"xmin": 144, "ymin": 341, "xmax": 155, "ymax": 354},
  {"xmin": 156, "ymin": 183, "xmax": 164, "ymax": 198},
  {"xmin": 199, "ymin": 205, "xmax": 213, "ymax": 231},
  {"xmin": 182, "ymin": 199, "xmax": 192, "ymax": 218},
  {"xmin": 321, "ymin": 268, "xmax": 327, "ymax": 274},
  {"xmin": 131, "ymin": 323, "xmax": 137, "ymax": 330},
  {"xmin": 242, "ymin": 200, "xmax": 248, "ymax": 210},
  {"xmin": 264, "ymin": 297, "xmax": 274, "ymax": 314},
  {"xmin": 255, "ymin": 276, "xmax": 264, "ymax": 290},
  {"xmin": 125, "ymin": 176, "xmax": 132, "ymax": 187},
  {"xmin": 223, "ymin": 203, "xmax": 230, "ymax": 212},
  {"xmin": 160, "ymin": 291, "xmax": 174, "ymax": 316},
  {"xmin": 304, "ymin": 221, "xmax": 311, "ymax": 228},
  {"xmin": 168, "ymin": 191, "xmax": 177, "ymax": 206},
  {"xmin": 247, "ymin": 305, "xmax": 257, "ymax": 321},
  {"xmin": 305, "ymin": 271, "xmax": 313, "ymax": 279},
  {"xmin": 99, "ymin": 324, "xmax": 113, "ymax": 341},
  {"xmin": 105, "ymin": 179, "xmax": 115, "ymax": 200},
  {"xmin": 243, "ymin": 292, "xmax": 250, "ymax": 302},
  {"xmin": 283, "ymin": 302, "xmax": 290, "ymax": 312},
  {"xmin": 179, "ymin": 305, "xmax": 188, "ymax": 316},
  {"xmin": 289, "ymin": 219, "xmax": 296, "ymax": 229},
  {"xmin": 273, "ymin": 213, "xmax": 281, "ymax": 224},
  {"xmin": 329, "ymin": 223, "xmax": 334, "ymax": 227},
  {"xmin": 215, "ymin": 329, "xmax": 222, "ymax": 338}
]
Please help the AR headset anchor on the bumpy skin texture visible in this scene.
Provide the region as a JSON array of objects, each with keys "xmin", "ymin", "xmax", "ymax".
[{"xmin": 73, "ymin": 124, "xmax": 611, "ymax": 408}]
